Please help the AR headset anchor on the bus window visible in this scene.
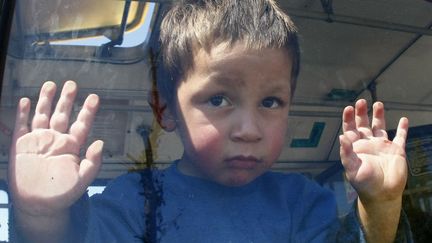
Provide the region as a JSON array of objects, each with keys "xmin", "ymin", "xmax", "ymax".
[
  {"xmin": 1, "ymin": 0, "xmax": 432, "ymax": 242},
  {"xmin": 0, "ymin": 189, "xmax": 8, "ymax": 242}
]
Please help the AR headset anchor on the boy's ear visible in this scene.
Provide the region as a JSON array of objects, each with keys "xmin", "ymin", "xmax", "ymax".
[
  {"xmin": 159, "ymin": 106, "xmax": 177, "ymax": 132},
  {"xmin": 147, "ymin": 91, "xmax": 176, "ymax": 132}
]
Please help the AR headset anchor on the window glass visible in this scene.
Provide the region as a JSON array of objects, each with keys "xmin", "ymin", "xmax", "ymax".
[
  {"xmin": 1, "ymin": 0, "xmax": 432, "ymax": 242},
  {"xmin": 87, "ymin": 185, "xmax": 106, "ymax": 197},
  {"xmin": 49, "ymin": 3, "xmax": 156, "ymax": 47},
  {"xmin": 15, "ymin": 0, "xmax": 145, "ymax": 42},
  {"xmin": 0, "ymin": 189, "xmax": 7, "ymax": 242}
]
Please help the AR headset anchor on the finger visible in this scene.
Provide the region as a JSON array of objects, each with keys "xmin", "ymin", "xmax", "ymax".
[
  {"xmin": 32, "ymin": 81, "xmax": 57, "ymax": 130},
  {"xmin": 10, "ymin": 98, "xmax": 31, "ymax": 188},
  {"xmin": 339, "ymin": 135, "xmax": 361, "ymax": 179},
  {"xmin": 371, "ymin": 102, "xmax": 388, "ymax": 138},
  {"xmin": 355, "ymin": 99, "xmax": 373, "ymax": 137},
  {"xmin": 49, "ymin": 81, "xmax": 78, "ymax": 132},
  {"xmin": 78, "ymin": 140, "xmax": 103, "ymax": 189},
  {"xmin": 342, "ymin": 106, "xmax": 355, "ymax": 132},
  {"xmin": 392, "ymin": 117, "xmax": 409, "ymax": 148},
  {"xmin": 13, "ymin": 98, "xmax": 31, "ymax": 141},
  {"xmin": 342, "ymin": 105, "xmax": 360, "ymax": 142},
  {"xmin": 69, "ymin": 94, "xmax": 99, "ymax": 146}
]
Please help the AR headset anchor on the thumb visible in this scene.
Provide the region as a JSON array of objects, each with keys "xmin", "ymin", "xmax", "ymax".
[
  {"xmin": 79, "ymin": 140, "xmax": 104, "ymax": 189},
  {"xmin": 339, "ymin": 135, "xmax": 361, "ymax": 177}
]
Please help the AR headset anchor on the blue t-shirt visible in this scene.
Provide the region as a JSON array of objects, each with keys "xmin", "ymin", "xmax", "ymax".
[{"xmin": 78, "ymin": 162, "xmax": 349, "ymax": 242}]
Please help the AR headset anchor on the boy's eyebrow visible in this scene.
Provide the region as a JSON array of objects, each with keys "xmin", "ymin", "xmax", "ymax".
[
  {"xmin": 266, "ymin": 84, "xmax": 291, "ymax": 96},
  {"xmin": 207, "ymin": 72, "xmax": 245, "ymax": 87},
  {"xmin": 208, "ymin": 72, "xmax": 291, "ymax": 95}
]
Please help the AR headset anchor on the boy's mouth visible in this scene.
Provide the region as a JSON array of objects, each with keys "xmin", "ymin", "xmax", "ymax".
[{"xmin": 225, "ymin": 155, "xmax": 260, "ymax": 169}]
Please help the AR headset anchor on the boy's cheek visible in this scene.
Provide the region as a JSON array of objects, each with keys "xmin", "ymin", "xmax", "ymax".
[
  {"xmin": 266, "ymin": 125, "xmax": 288, "ymax": 157},
  {"xmin": 184, "ymin": 124, "xmax": 224, "ymax": 156},
  {"xmin": 267, "ymin": 138, "xmax": 286, "ymax": 163}
]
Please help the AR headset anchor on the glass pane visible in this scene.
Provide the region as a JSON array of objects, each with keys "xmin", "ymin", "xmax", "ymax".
[
  {"xmin": 16, "ymin": 0, "xmax": 145, "ymax": 41},
  {"xmin": 1, "ymin": 0, "xmax": 432, "ymax": 242},
  {"xmin": 0, "ymin": 208, "xmax": 8, "ymax": 241},
  {"xmin": 50, "ymin": 3, "xmax": 156, "ymax": 48}
]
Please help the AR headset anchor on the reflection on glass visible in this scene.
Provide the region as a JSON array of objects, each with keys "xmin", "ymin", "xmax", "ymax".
[{"xmin": 0, "ymin": 0, "xmax": 431, "ymax": 242}]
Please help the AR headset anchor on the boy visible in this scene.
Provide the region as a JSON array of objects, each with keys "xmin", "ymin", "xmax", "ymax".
[{"xmin": 9, "ymin": 0, "xmax": 411, "ymax": 242}]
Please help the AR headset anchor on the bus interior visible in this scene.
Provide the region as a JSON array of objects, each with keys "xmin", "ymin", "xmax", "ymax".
[{"xmin": 1, "ymin": 0, "xmax": 432, "ymax": 241}]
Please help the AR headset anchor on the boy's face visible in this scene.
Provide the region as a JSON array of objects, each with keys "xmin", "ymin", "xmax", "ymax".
[{"xmin": 174, "ymin": 43, "xmax": 293, "ymax": 187}]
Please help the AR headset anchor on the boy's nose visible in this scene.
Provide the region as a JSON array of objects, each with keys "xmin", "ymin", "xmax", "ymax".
[{"xmin": 230, "ymin": 111, "xmax": 262, "ymax": 143}]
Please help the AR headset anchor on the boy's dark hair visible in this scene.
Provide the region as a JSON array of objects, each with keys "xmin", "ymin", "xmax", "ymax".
[{"xmin": 158, "ymin": 0, "xmax": 300, "ymax": 105}]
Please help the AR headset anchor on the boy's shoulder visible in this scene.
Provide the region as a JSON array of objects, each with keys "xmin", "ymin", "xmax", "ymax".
[
  {"xmin": 260, "ymin": 171, "xmax": 334, "ymax": 201},
  {"xmin": 103, "ymin": 170, "xmax": 143, "ymax": 191},
  {"xmin": 101, "ymin": 169, "xmax": 165, "ymax": 194},
  {"xmin": 101, "ymin": 168, "xmax": 329, "ymax": 191},
  {"xmin": 97, "ymin": 167, "xmax": 333, "ymax": 206},
  {"xmin": 261, "ymin": 170, "xmax": 318, "ymax": 188}
]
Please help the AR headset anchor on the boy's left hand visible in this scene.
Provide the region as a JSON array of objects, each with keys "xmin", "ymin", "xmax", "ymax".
[{"xmin": 339, "ymin": 99, "xmax": 409, "ymax": 204}]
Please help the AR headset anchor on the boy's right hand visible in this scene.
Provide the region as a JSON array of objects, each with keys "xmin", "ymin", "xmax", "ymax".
[{"xmin": 8, "ymin": 80, "xmax": 103, "ymax": 217}]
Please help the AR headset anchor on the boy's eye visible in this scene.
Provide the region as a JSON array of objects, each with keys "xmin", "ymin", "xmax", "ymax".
[
  {"xmin": 208, "ymin": 95, "xmax": 230, "ymax": 107},
  {"xmin": 261, "ymin": 97, "xmax": 283, "ymax": 108}
]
